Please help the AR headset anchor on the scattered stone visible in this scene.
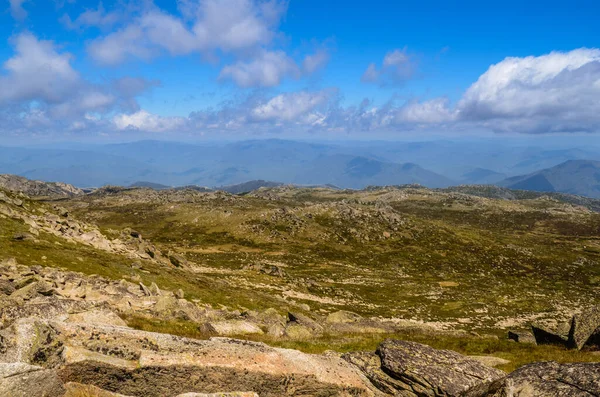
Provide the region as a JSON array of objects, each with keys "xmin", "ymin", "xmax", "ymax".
[
  {"xmin": 284, "ymin": 323, "xmax": 314, "ymax": 339},
  {"xmin": 0, "ymin": 280, "xmax": 15, "ymax": 295},
  {"xmin": 174, "ymin": 289, "xmax": 185, "ymax": 299},
  {"xmin": 168, "ymin": 252, "xmax": 187, "ymax": 267},
  {"xmin": 12, "ymin": 232, "xmax": 34, "ymax": 241},
  {"xmin": 200, "ymin": 320, "xmax": 265, "ymax": 336},
  {"xmin": 287, "ymin": 312, "xmax": 323, "ymax": 332},
  {"xmin": 67, "ymin": 309, "xmax": 128, "ymax": 327},
  {"xmin": 57, "ymin": 207, "xmax": 69, "ymax": 217},
  {"xmin": 242, "ymin": 263, "xmax": 285, "ymax": 277},
  {"xmin": 267, "ymin": 323, "xmax": 285, "ymax": 338},
  {"xmin": 326, "ymin": 310, "xmax": 363, "ymax": 324},
  {"xmin": 149, "ymin": 282, "xmax": 161, "ymax": 296},
  {"xmin": 507, "ymin": 330, "xmax": 536, "ymax": 344},
  {"xmin": 139, "ymin": 282, "xmax": 152, "ymax": 296}
]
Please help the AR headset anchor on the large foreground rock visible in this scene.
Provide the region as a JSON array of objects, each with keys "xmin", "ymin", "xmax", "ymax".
[
  {"xmin": 342, "ymin": 351, "xmax": 413, "ymax": 395},
  {"xmin": 0, "ymin": 317, "xmax": 380, "ymax": 397},
  {"xmin": 376, "ymin": 340, "xmax": 505, "ymax": 396},
  {"xmin": 486, "ymin": 361, "xmax": 600, "ymax": 396}
]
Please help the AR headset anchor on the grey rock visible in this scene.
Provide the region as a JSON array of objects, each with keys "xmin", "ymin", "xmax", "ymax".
[
  {"xmin": 342, "ymin": 351, "xmax": 412, "ymax": 395},
  {"xmin": 139, "ymin": 282, "xmax": 152, "ymax": 296},
  {"xmin": 0, "ymin": 363, "xmax": 65, "ymax": 397},
  {"xmin": 326, "ymin": 310, "xmax": 363, "ymax": 324},
  {"xmin": 0, "ymin": 279, "xmax": 15, "ymax": 295},
  {"xmin": 507, "ymin": 330, "xmax": 536, "ymax": 344},
  {"xmin": 531, "ymin": 323, "xmax": 569, "ymax": 347},
  {"xmin": 486, "ymin": 361, "xmax": 600, "ymax": 396},
  {"xmin": 12, "ymin": 232, "xmax": 34, "ymax": 241},
  {"xmin": 377, "ymin": 339, "xmax": 505, "ymax": 396},
  {"xmin": 568, "ymin": 305, "xmax": 600, "ymax": 350},
  {"xmin": 287, "ymin": 311, "xmax": 323, "ymax": 332}
]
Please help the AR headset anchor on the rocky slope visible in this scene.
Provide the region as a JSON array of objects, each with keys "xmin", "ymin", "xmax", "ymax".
[
  {"xmin": 0, "ymin": 174, "xmax": 83, "ymax": 198},
  {"xmin": 1, "ymin": 179, "xmax": 600, "ymax": 395}
]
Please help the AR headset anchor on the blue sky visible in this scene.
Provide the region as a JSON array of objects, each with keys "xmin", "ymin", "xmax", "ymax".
[{"xmin": 1, "ymin": 0, "xmax": 600, "ymax": 140}]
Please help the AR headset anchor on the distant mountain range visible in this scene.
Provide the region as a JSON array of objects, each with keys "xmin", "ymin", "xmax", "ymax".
[
  {"xmin": 216, "ymin": 180, "xmax": 284, "ymax": 194},
  {"xmin": 0, "ymin": 139, "xmax": 599, "ymax": 196},
  {"xmin": 498, "ymin": 160, "xmax": 600, "ymax": 198}
]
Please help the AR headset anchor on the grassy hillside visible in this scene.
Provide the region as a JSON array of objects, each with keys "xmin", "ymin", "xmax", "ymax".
[
  {"xmin": 3, "ymin": 184, "xmax": 600, "ymax": 371},
  {"xmin": 60, "ymin": 186, "xmax": 600, "ymax": 332}
]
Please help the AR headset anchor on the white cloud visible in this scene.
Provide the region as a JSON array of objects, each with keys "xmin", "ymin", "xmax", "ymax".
[
  {"xmin": 251, "ymin": 90, "xmax": 331, "ymax": 121},
  {"xmin": 362, "ymin": 48, "xmax": 417, "ymax": 86},
  {"xmin": 113, "ymin": 110, "xmax": 187, "ymax": 132},
  {"xmin": 0, "ymin": 33, "xmax": 80, "ymax": 104},
  {"xmin": 0, "ymin": 33, "xmax": 159, "ymax": 134},
  {"xmin": 87, "ymin": 0, "xmax": 287, "ymax": 65},
  {"xmin": 219, "ymin": 50, "xmax": 300, "ymax": 87},
  {"xmin": 395, "ymin": 98, "xmax": 456, "ymax": 124},
  {"xmin": 457, "ymin": 49, "xmax": 600, "ymax": 132},
  {"xmin": 9, "ymin": 0, "xmax": 28, "ymax": 20}
]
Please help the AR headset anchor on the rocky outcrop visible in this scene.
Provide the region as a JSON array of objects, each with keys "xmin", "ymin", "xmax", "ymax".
[
  {"xmin": 0, "ymin": 174, "xmax": 83, "ymax": 198},
  {"xmin": 0, "ymin": 191, "xmax": 181, "ymax": 269},
  {"xmin": 530, "ymin": 305, "xmax": 600, "ymax": 350},
  {"xmin": 485, "ymin": 361, "xmax": 600, "ymax": 396},
  {"xmin": 0, "ymin": 317, "xmax": 381, "ymax": 397},
  {"xmin": 372, "ymin": 340, "xmax": 505, "ymax": 396}
]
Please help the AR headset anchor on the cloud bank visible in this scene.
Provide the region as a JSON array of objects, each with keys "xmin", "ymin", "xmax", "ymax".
[{"xmin": 2, "ymin": 0, "xmax": 600, "ymax": 137}]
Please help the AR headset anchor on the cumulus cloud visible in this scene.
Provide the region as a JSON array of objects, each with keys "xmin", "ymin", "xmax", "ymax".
[
  {"xmin": 358, "ymin": 47, "xmax": 600, "ymax": 133},
  {"xmin": 251, "ymin": 90, "xmax": 332, "ymax": 122},
  {"xmin": 362, "ymin": 48, "xmax": 417, "ymax": 86},
  {"xmin": 113, "ymin": 110, "xmax": 187, "ymax": 132},
  {"xmin": 395, "ymin": 98, "xmax": 456, "ymax": 124},
  {"xmin": 5, "ymin": 40, "xmax": 600, "ymax": 136},
  {"xmin": 219, "ymin": 50, "xmax": 300, "ymax": 87},
  {"xmin": 87, "ymin": 0, "xmax": 287, "ymax": 65},
  {"xmin": 0, "ymin": 33, "xmax": 158, "ymax": 134},
  {"xmin": 456, "ymin": 48, "xmax": 600, "ymax": 132},
  {"xmin": 0, "ymin": 33, "xmax": 80, "ymax": 104}
]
